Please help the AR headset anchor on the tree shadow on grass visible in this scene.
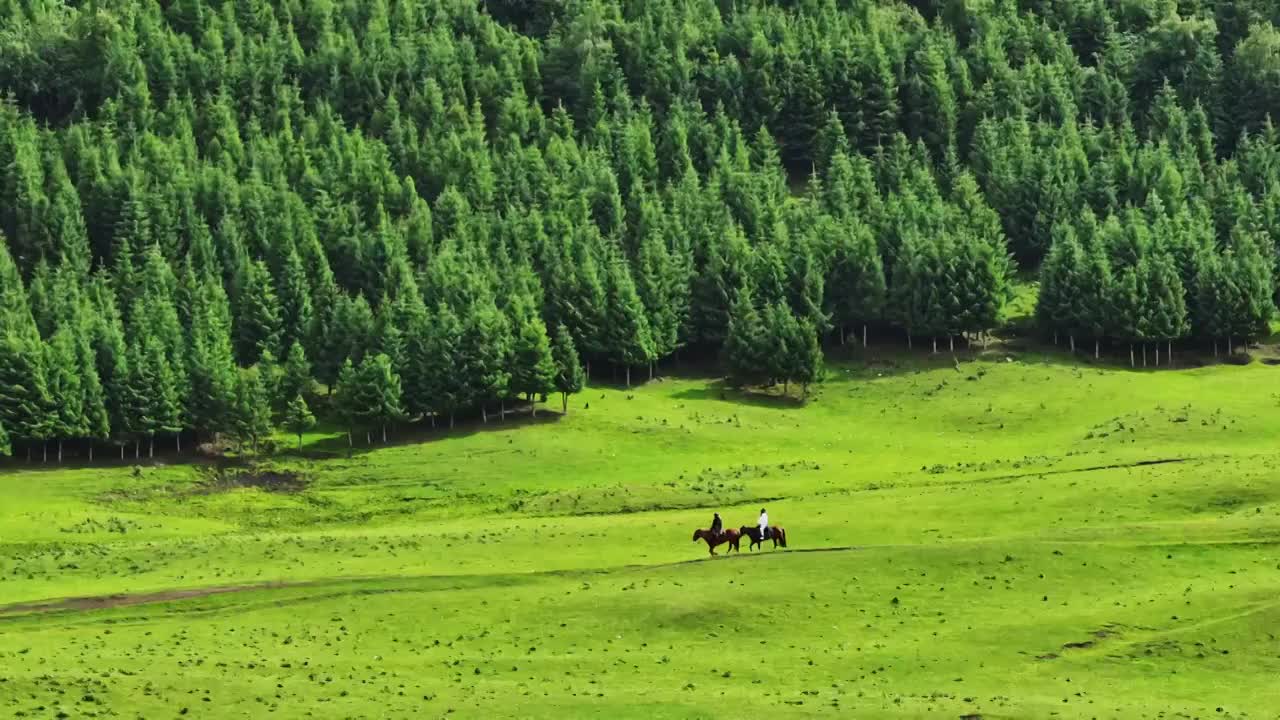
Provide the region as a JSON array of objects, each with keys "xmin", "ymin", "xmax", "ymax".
[
  {"xmin": 0, "ymin": 404, "xmax": 569, "ymax": 472},
  {"xmin": 292, "ymin": 403, "xmax": 568, "ymax": 460},
  {"xmin": 670, "ymin": 379, "xmax": 810, "ymax": 410}
]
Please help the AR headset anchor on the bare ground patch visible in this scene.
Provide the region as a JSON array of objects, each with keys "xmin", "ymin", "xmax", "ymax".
[{"xmin": 194, "ymin": 467, "xmax": 309, "ymax": 494}]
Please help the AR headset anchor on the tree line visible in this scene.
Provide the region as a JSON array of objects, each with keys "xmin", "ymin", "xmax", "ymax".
[{"xmin": 3, "ymin": 0, "xmax": 1280, "ymax": 460}]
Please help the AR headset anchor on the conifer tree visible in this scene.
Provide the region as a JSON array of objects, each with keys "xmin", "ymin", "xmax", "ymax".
[
  {"xmin": 603, "ymin": 256, "xmax": 655, "ymax": 387},
  {"xmin": 283, "ymin": 394, "xmax": 316, "ymax": 451},
  {"xmin": 231, "ymin": 365, "xmax": 274, "ymax": 455},
  {"xmin": 723, "ymin": 283, "xmax": 767, "ymax": 387},
  {"xmin": 1037, "ymin": 223, "xmax": 1085, "ymax": 349},
  {"xmin": 46, "ymin": 330, "xmax": 85, "ymax": 463},
  {"xmin": 791, "ymin": 315, "xmax": 823, "ymax": 399},
  {"xmin": 509, "ymin": 310, "xmax": 557, "ymax": 416},
  {"xmin": 425, "ymin": 304, "xmax": 466, "ymax": 427},
  {"xmin": 551, "ymin": 324, "xmax": 586, "ymax": 414},
  {"xmin": 279, "ymin": 342, "xmax": 313, "ymax": 406},
  {"xmin": 825, "ymin": 220, "xmax": 886, "ymax": 347},
  {"xmin": 356, "ymin": 353, "xmax": 406, "ymax": 444},
  {"xmin": 235, "ymin": 259, "xmax": 283, "ymax": 364},
  {"xmin": 333, "ymin": 359, "xmax": 361, "ymax": 448},
  {"xmin": 187, "ymin": 280, "xmax": 238, "ymax": 443}
]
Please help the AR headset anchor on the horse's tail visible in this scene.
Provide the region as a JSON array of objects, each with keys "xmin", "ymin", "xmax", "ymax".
[{"xmin": 779, "ymin": 528, "xmax": 788, "ymax": 548}]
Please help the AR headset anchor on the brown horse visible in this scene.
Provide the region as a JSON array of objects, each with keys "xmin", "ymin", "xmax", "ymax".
[
  {"xmin": 739, "ymin": 525, "xmax": 787, "ymax": 551},
  {"xmin": 693, "ymin": 527, "xmax": 741, "ymax": 556}
]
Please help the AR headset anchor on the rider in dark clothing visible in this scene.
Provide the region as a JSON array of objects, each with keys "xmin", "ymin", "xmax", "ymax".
[{"xmin": 710, "ymin": 512, "xmax": 723, "ymax": 538}]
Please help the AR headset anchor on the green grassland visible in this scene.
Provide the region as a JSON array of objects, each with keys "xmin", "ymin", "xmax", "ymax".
[{"xmin": 2, "ymin": 348, "xmax": 1280, "ymax": 718}]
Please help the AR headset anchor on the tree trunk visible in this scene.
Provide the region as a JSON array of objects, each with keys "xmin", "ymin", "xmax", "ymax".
[
  {"xmin": 649, "ymin": 362, "xmax": 654, "ymax": 381},
  {"xmin": 1228, "ymin": 336, "xmax": 1234, "ymax": 355},
  {"xmin": 1155, "ymin": 343, "xmax": 1160, "ymax": 366},
  {"xmin": 149, "ymin": 436, "xmax": 154, "ymax": 458},
  {"xmin": 430, "ymin": 413, "xmax": 435, "ymax": 428},
  {"xmin": 120, "ymin": 445, "xmax": 124, "ymax": 460},
  {"xmin": 932, "ymin": 337, "xmax": 937, "ymax": 354},
  {"xmin": 58, "ymin": 439, "xmax": 63, "ymax": 463},
  {"xmin": 626, "ymin": 365, "xmax": 631, "ymax": 387},
  {"xmin": 1129, "ymin": 344, "xmax": 1135, "ymax": 368},
  {"xmin": 346, "ymin": 430, "xmax": 352, "ymax": 448},
  {"xmin": 1094, "ymin": 339, "xmax": 1100, "ymax": 359},
  {"xmin": 88, "ymin": 443, "xmax": 94, "ymax": 462},
  {"xmin": 949, "ymin": 335, "xmax": 954, "ymax": 352},
  {"xmin": 907, "ymin": 330, "xmax": 912, "ymax": 349},
  {"xmin": 450, "ymin": 413, "xmax": 455, "ymax": 429},
  {"xmin": 1053, "ymin": 331, "xmax": 1058, "ymax": 345},
  {"xmin": 500, "ymin": 398, "xmax": 505, "ymax": 422},
  {"xmin": 784, "ymin": 379, "xmax": 789, "ymax": 396},
  {"xmin": 365, "ymin": 431, "xmax": 371, "ymax": 445},
  {"xmin": 1167, "ymin": 341, "xmax": 1172, "ymax": 367},
  {"xmin": 862, "ymin": 324, "xmax": 867, "ymax": 348},
  {"xmin": 382, "ymin": 425, "xmax": 387, "ymax": 443},
  {"xmin": 1213, "ymin": 340, "xmax": 1219, "ymax": 357},
  {"xmin": 1142, "ymin": 344, "xmax": 1147, "ymax": 367},
  {"xmin": 531, "ymin": 393, "xmax": 537, "ymax": 418},
  {"xmin": 839, "ymin": 326, "xmax": 845, "ymax": 346},
  {"xmin": 482, "ymin": 405, "xmax": 488, "ymax": 423},
  {"xmin": 562, "ymin": 392, "xmax": 568, "ymax": 414},
  {"xmin": 298, "ymin": 433, "xmax": 303, "ymax": 451},
  {"xmin": 176, "ymin": 433, "xmax": 181, "ymax": 454},
  {"xmin": 42, "ymin": 441, "xmax": 47, "ymax": 464},
  {"xmin": 1069, "ymin": 335, "xmax": 1075, "ymax": 353}
]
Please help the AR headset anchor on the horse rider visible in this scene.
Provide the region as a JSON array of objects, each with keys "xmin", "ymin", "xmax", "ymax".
[
  {"xmin": 710, "ymin": 512, "xmax": 723, "ymax": 539},
  {"xmin": 758, "ymin": 507, "xmax": 768, "ymax": 541}
]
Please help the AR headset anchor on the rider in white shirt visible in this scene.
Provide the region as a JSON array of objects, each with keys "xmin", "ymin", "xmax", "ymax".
[{"xmin": 758, "ymin": 508, "xmax": 768, "ymax": 540}]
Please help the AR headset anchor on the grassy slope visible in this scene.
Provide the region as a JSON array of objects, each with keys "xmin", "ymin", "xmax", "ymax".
[{"xmin": 2, "ymin": 349, "xmax": 1279, "ymax": 718}]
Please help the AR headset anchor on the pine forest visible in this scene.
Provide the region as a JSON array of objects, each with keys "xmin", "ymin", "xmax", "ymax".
[{"xmin": 3, "ymin": 0, "xmax": 1280, "ymax": 460}]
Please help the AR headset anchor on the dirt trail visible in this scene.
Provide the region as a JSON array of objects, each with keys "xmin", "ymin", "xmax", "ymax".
[
  {"xmin": 0, "ymin": 545, "xmax": 866, "ymax": 618},
  {"xmin": 0, "ymin": 582, "xmax": 298, "ymax": 616}
]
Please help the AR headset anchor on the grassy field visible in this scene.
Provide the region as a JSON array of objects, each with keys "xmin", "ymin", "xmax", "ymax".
[{"xmin": 2, "ymin": 347, "xmax": 1279, "ymax": 718}]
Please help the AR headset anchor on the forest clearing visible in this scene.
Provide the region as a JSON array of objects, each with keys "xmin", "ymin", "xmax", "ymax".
[{"xmin": 3, "ymin": 351, "xmax": 1279, "ymax": 718}]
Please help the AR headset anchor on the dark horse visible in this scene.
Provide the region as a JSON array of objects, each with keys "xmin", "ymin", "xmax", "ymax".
[
  {"xmin": 739, "ymin": 525, "xmax": 787, "ymax": 551},
  {"xmin": 693, "ymin": 527, "xmax": 741, "ymax": 556}
]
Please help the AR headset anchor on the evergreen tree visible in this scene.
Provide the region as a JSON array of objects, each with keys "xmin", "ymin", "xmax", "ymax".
[
  {"xmin": 235, "ymin": 259, "xmax": 283, "ymax": 365},
  {"xmin": 603, "ymin": 256, "xmax": 655, "ymax": 386},
  {"xmin": 46, "ymin": 330, "xmax": 85, "ymax": 463},
  {"xmin": 187, "ymin": 279, "xmax": 238, "ymax": 443},
  {"xmin": 723, "ymin": 283, "xmax": 767, "ymax": 387},
  {"xmin": 551, "ymin": 324, "xmax": 585, "ymax": 414},
  {"xmin": 356, "ymin": 353, "xmax": 406, "ymax": 444},
  {"xmin": 1137, "ymin": 252, "xmax": 1189, "ymax": 365},
  {"xmin": 333, "ymin": 359, "xmax": 362, "ymax": 448},
  {"xmin": 509, "ymin": 310, "xmax": 557, "ymax": 416},
  {"xmin": 1037, "ymin": 223, "xmax": 1085, "ymax": 349},
  {"xmin": 279, "ymin": 342, "xmax": 313, "ymax": 406},
  {"xmin": 230, "ymin": 365, "xmax": 274, "ymax": 455},
  {"xmin": 283, "ymin": 394, "xmax": 316, "ymax": 451},
  {"xmin": 790, "ymin": 315, "xmax": 823, "ymax": 399},
  {"xmin": 424, "ymin": 304, "xmax": 466, "ymax": 427},
  {"xmin": 825, "ymin": 220, "xmax": 886, "ymax": 347}
]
